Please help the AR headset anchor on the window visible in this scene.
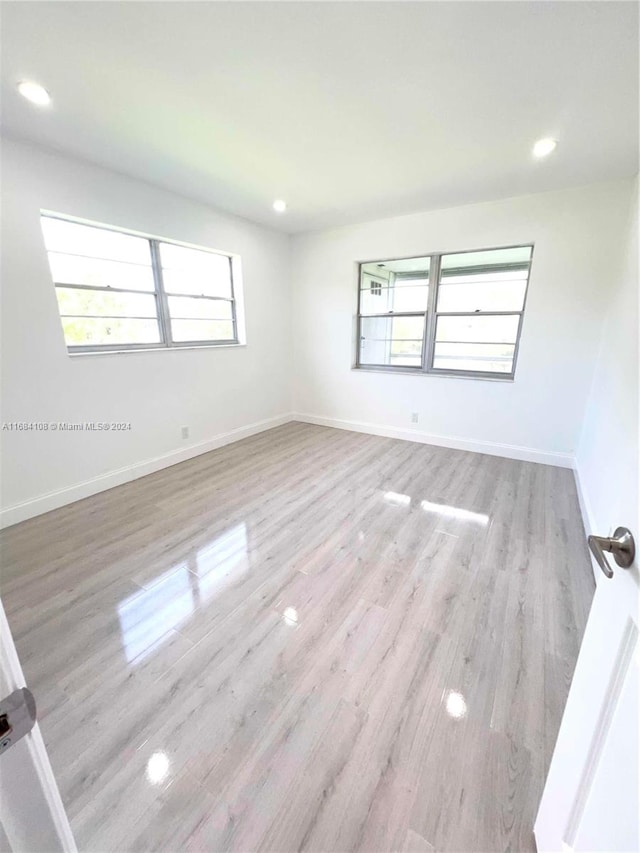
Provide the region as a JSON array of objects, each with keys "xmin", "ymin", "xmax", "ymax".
[
  {"xmin": 358, "ymin": 258, "xmax": 431, "ymax": 369},
  {"xmin": 356, "ymin": 245, "xmax": 532, "ymax": 378},
  {"xmin": 41, "ymin": 214, "xmax": 240, "ymax": 352}
]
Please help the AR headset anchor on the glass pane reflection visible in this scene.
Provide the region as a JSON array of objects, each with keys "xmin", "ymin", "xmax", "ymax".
[
  {"xmin": 117, "ymin": 522, "xmax": 249, "ymax": 664},
  {"xmin": 194, "ymin": 523, "xmax": 249, "ymax": 602},
  {"xmin": 117, "ymin": 565, "xmax": 194, "ymax": 663}
]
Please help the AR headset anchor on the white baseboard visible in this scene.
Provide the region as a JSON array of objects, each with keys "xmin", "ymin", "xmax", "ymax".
[
  {"xmin": 2, "ymin": 411, "xmax": 578, "ymax": 529},
  {"xmin": 0, "ymin": 413, "xmax": 294, "ymax": 529},
  {"xmin": 572, "ymin": 460, "xmax": 601, "ymax": 584},
  {"xmin": 293, "ymin": 412, "xmax": 576, "ymax": 468},
  {"xmin": 573, "ymin": 463, "xmax": 597, "ymax": 537}
]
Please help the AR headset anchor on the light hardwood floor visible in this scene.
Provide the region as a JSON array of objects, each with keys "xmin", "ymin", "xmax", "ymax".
[{"xmin": 1, "ymin": 423, "xmax": 595, "ymax": 853}]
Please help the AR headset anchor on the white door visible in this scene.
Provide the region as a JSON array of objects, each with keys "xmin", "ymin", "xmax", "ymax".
[
  {"xmin": 535, "ymin": 525, "xmax": 639, "ymax": 852},
  {"xmin": 0, "ymin": 600, "xmax": 76, "ymax": 852}
]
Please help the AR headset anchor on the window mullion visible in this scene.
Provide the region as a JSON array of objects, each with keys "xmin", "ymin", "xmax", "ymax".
[
  {"xmin": 150, "ymin": 240, "xmax": 172, "ymax": 348},
  {"xmin": 510, "ymin": 312, "xmax": 525, "ymax": 379},
  {"xmin": 423, "ymin": 254, "xmax": 440, "ymax": 372},
  {"xmin": 228, "ymin": 256, "xmax": 239, "ymax": 343}
]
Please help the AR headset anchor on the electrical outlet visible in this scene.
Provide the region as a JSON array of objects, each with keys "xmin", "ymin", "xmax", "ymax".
[
  {"xmin": 411, "ymin": 412, "xmax": 419, "ymax": 424},
  {"xmin": 181, "ymin": 426, "xmax": 190, "ymax": 440}
]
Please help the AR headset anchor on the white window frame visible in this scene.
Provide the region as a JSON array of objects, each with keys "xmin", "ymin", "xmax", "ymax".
[
  {"xmin": 41, "ymin": 212, "xmax": 244, "ymax": 354},
  {"xmin": 355, "ymin": 243, "xmax": 534, "ymax": 381}
]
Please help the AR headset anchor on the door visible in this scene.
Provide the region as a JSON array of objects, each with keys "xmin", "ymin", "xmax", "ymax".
[
  {"xmin": 0, "ymin": 600, "xmax": 76, "ymax": 852},
  {"xmin": 534, "ymin": 527, "xmax": 639, "ymax": 852}
]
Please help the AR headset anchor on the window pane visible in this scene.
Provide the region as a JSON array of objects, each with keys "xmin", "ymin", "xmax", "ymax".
[
  {"xmin": 56, "ymin": 287, "xmax": 157, "ymax": 318},
  {"xmin": 435, "ymin": 314, "xmax": 519, "ymax": 344},
  {"xmin": 388, "ymin": 348, "xmax": 422, "ymax": 368},
  {"xmin": 360, "ymin": 278, "xmax": 429, "ymax": 314},
  {"xmin": 433, "ymin": 342, "xmax": 515, "ymax": 374},
  {"xmin": 167, "ymin": 296, "xmax": 233, "ymax": 320},
  {"xmin": 437, "ymin": 276, "xmax": 527, "ymax": 313},
  {"xmin": 48, "ymin": 252, "xmax": 155, "ymax": 292},
  {"xmin": 359, "ymin": 316, "xmax": 424, "ymax": 367},
  {"xmin": 390, "ymin": 316, "xmax": 425, "ymax": 339},
  {"xmin": 61, "ymin": 317, "xmax": 161, "ymax": 347},
  {"xmin": 160, "ymin": 243, "xmax": 232, "ymax": 298},
  {"xmin": 41, "ymin": 217, "xmax": 151, "ymax": 265},
  {"xmin": 440, "ymin": 246, "xmax": 532, "ymax": 273},
  {"xmin": 361, "ymin": 257, "xmax": 431, "ymax": 276},
  {"xmin": 171, "ymin": 319, "xmax": 235, "ymax": 342}
]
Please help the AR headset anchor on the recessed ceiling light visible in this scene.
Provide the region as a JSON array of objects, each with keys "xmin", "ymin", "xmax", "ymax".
[
  {"xmin": 17, "ymin": 81, "xmax": 51, "ymax": 107},
  {"xmin": 532, "ymin": 137, "xmax": 557, "ymax": 158},
  {"xmin": 273, "ymin": 199, "xmax": 287, "ymax": 213}
]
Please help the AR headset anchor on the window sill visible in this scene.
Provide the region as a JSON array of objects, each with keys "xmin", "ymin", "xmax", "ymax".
[
  {"xmin": 68, "ymin": 343, "xmax": 246, "ymax": 358},
  {"xmin": 352, "ymin": 366, "xmax": 514, "ymax": 383}
]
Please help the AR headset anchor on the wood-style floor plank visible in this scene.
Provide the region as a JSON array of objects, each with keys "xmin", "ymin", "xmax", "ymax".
[{"xmin": 0, "ymin": 422, "xmax": 595, "ymax": 852}]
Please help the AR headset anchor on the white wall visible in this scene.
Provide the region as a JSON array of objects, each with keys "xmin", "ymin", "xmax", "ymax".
[
  {"xmin": 575, "ymin": 180, "xmax": 638, "ymax": 576},
  {"xmin": 291, "ymin": 181, "xmax": 635, "ymax": 465},
  {"xmin": 1, "ymin": 137, "xmax": 635, "ymax": 529},
  {"xmin": 0, "ymin": 139, "xmax": 292, "ymax": 524}
]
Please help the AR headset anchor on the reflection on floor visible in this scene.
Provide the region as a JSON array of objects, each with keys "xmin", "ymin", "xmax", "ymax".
[{"xmin": 1, "ymin": 422, "xmax": 595, "ymax": 852}]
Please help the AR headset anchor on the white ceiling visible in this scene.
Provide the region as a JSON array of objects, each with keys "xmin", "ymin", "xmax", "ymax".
[{"xmin": 1, "ymin": 2, "xmax": 637, "ymax": 233}]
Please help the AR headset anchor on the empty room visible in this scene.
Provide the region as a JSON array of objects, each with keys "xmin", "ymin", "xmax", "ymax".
[{"xmin": 0, "ymin": 2, "xmax": 638, "ymax": 852}]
